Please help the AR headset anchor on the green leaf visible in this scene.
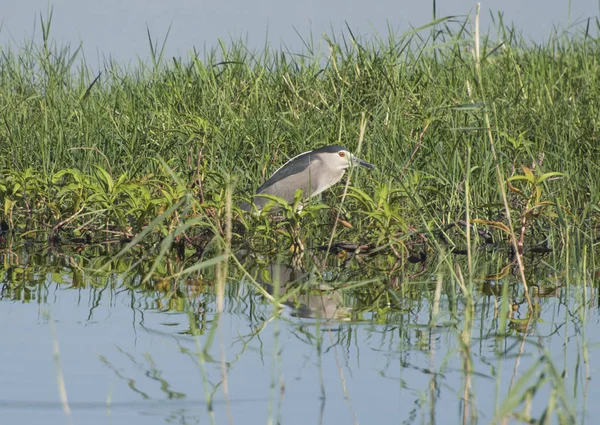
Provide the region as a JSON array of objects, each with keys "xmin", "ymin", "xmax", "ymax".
[
  {"xmin": 507, "ymin": 175, "xmax": 532, "ymax": 182},
  {"xmin": 94, "ymin": 166, "xmax": 114, "ymax": 193},
  {"xmin": 52, "ymin": 168, "xmax": 83, "ymax": 184},
  {"xmin": 520, "ymin": 165, "xmax": 535, "ymax": 182},
  {"xmin": 254, "ymin": 193, "xmax": 293, "ymax": 211},
  {"xmin": 115, "ymin": 172, "xmax": 130, "ymax": 188},
  {"xmin": 489, "ymin": 361, "xmax": 542, "ymax": 424},
  {"xmin": 537, "ymin": 172, "xmax": 566, "ymax": 184},
  {"xmin": 176, "ymin": 254, "xmax": 228, "ymax": 276},
  {"xmin": 4, "ymin": 199, "xmax": 14, "ymax": 216}
]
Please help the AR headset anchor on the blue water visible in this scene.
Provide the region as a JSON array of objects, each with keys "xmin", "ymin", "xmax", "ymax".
[{"xmin": 1, "ymin": 262, "xmax": 597, "ymax": 425}]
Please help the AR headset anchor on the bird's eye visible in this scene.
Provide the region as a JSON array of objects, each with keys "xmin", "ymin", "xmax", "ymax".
[{"xmin": 338, "ymin": 152, "xmax": 345, "ymax": 157}]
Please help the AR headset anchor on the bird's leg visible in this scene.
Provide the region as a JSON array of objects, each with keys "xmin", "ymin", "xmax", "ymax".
[
  {"xmin": 291, "ymin": 248, "xmax": 304, "ymax": 269},
  {"xmin": 288, "ymin": 203, "xmax": 304, "ymax": 255},
  {"xmin": 290, "ymin": 221, "xmax": 304, "ymax": 268},
  {"xmin": 290, "ymin": 224, "xmax": 304, "ymax": 255}
]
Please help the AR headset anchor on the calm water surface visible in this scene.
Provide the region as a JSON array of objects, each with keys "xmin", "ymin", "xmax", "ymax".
[{"xmin": 1, "ymin": 250, "xmax": 598, "ymax": 425}]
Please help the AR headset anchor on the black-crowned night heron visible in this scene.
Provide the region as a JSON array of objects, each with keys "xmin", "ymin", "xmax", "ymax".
[{"xmin": 244, "ymin": 145, "xmax": 375, "ymax": 212}]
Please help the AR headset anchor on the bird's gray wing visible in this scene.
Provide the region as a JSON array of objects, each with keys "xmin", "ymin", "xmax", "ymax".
[
  {"xmin": 253, "ymin": 154, "xmax": 324, "ymax": 208},
  {"xmin": 256, "ymin": 152, "xmax": 316, "ymax": 193}
]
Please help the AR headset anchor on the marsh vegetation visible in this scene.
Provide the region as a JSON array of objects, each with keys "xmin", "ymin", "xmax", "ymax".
[{"xmin": 1, "ymin": 8, "xmax": 600, "ymax": 425}]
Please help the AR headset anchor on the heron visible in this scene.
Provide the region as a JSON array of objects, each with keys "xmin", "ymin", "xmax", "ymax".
[{"xmin": 243, "ymin": 145, "xmax": 375, "ymax": 213}]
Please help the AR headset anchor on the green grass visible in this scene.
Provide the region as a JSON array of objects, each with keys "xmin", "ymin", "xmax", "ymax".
[{"xmin": 1, "ymin": 11, "xmax": 600, "ymax": 266}]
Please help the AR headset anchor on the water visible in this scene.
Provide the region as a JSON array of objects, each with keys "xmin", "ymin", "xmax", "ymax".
[
  {"xmin": 1, "ymin": 1, "xmax": 598, "ymax": 70},
  {"xmin": 1, "ymin": 248, "xmax": 597, "ymax": 424}
]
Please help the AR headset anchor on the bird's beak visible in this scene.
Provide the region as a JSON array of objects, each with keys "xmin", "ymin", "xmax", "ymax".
[{"xmin": 351, "ymin": 155, "xmax": 376, "ymax": 170}]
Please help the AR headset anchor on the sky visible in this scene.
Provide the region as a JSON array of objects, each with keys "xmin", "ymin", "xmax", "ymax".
[{"xmin": 0, "ymin": 1, "xmax": 597, "ymax": 69}]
